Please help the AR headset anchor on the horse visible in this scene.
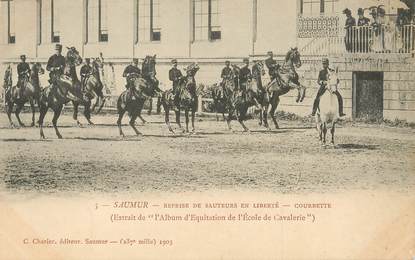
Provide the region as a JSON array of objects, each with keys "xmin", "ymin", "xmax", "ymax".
[
  {"xmin": 60, "ymin": 47, "xmax": 97, "ymax": 126},
  {"xmin": 251, "ymin": 61, "xmax": 268, "ymax": 126},
  {"xmin": 315, "ymin": 68, "xmax": 340, "ymax": 147},
  {"xmin": 140, "ymin": 55, "xmax": 161, "ymax": 117},
  {"xmin": 261, "ymin": 48, "xmax": 307, "ymax": 129},
  {"xmin": 116, "ymin": 75, "xmax": 155, "ymax": 137},
  {"xmin": 210, "ymin": 65, "xmax": 239, "ymax": 121},
  {"xmin": 224, "ymin": 64, "xmax": 261, "ymax": 132},
  {"xmin": 89, "ymin": 55, "xmax": 107, "ymax": 114},
  {"xmin": 160, "ymin": 63, "xmax": 200, "ymax": 133},
  {"xmin": 38, "ymin": 47, "xmax": 87, "ymax": 139},
  {"xmin": 4, "ymin": 62, "xmax": 45, "ymax": 127}
]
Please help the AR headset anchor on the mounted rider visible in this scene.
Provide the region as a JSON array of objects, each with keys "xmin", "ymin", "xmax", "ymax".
[
  {"xmin": 252, "ymin": 60, "xmax": 264, "ymax": 90},
  {"xmin": 238, "ymin": 58, "xmax": 261, "ymax": 109},
  {"xmin": 169, "ymin": 59, "xmax": 183, "ymax": 107},
  {"xmin": 142, "ymin": 55, "xmax": 162, "ymax": 96},
  {"xmin": 311, "ymin": 58, "xmax": 345, "ymax": 117},
  {"xmin": 46, "ymin": 44, "xmax": 66, "ymax": 91},
  {"xmin": 80, "ymin": 58, "xmax": 93, "ymax": 91},
  {"xmin": 123, "ymin": 58, "xmax": 141, "ymax": 99},
  {"xmin": 264, "ymin": 51, "xmax": 278, "ymax": 81},
  {"xmin": 221, "ymin": 60, "xmax": 233, "ymax": 84},
  {"xmin": 16, "ymin": 54, "xmax": 31, "ymax": 100}
]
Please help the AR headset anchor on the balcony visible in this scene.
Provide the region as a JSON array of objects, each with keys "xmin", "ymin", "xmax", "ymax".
[{"xmin": 301, "ymin": 23, "xmax": 415, "ymax": 58}]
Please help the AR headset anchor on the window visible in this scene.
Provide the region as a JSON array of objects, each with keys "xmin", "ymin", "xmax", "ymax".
[
  {"xmin": 301, "ymin": 0, "xmax": 321, "ymax": 15},
  {"xmin": 137, "ymin": 0, "xmax": 161, "ymax": 43},
  {"xmin": 193, "ymin": 0, "xmax": 221, "ymax": 41},
  {"xmin": 322, "ymin": 0, "xmax": 338, "ymax": 14},
  {"xmin": 86, "ymin": 0, "xmax": 108, "ymax": 43},
  {"xmin": 300, "ymin": 0, "xmax": 339, "ymax": 15},
  {"xmin": 51, "ymin": 0, "xmax": 60, "ymax": 43},
  {"xmin": 0, "ymin": 0, "xmax": 15, "ymax": 44}
]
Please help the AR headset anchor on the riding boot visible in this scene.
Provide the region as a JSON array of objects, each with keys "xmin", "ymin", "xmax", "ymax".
[
  {"xmin": 335, "ymin": 91, "xmax": 346, "ymax": 116},
  {"xmin": 311, "ymin": 97, "xmax": 319, "ymax": 116},
  {"xmin": 311, "ymin": 86, "xmax": 326, "ymax": 116}
]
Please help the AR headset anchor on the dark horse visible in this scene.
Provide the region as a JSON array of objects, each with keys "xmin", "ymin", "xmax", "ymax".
[
  {"xmin": 136, "ymin": 55, "xmax": 159, "ymax": 123},
  {"xmin": 225, "ymin": 64, "xmax": 261, "ymax": 132},
  {"xmin": 260, "ymin": 48, "xmax": 307, "ymax": 129},
  {"xmin": 4, "ymin": 63, "xmax": 45, "ymax": 127},
  {"xmin": 89, "ymin": 54, "xmax": 107, "ymax": 114},
  {"xmin": 116, "ymin": 76, "xmax": 155, "ymax": 137},
  {"xmin": 210, "ymin": 65, "xmax": 239, "ymax": 122},
  {"xmin": 38, "ymin": 47, "xmax": 87, "ymax": 139},
  {"xmin": 64, "ymin": 47, "xmax": 96, "ymax": 126},
  {"xmin": 161, "ymin": 63, "xmax": 200, "ymax": 133}
]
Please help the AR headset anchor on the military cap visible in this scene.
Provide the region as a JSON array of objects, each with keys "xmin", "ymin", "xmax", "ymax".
[
  {"xmin": 243, "ymin": 58, "xmax": 249, "ymax": 63},
  {"xmin": 20, "ymin": 54, "xmax": 26, "ymax": 59},
  {"xmin": 171, "ymin": 59, "xmax": 178, "ymax": 64},
  {"xmin": 55, "ymin": 44, "xmax": 62, "ymax": 50},
  {"xmin": 267, "ymin": 51, "xmax": 273, "ymax": 55},
  {"xmin": 225, "ymin": 60, "xmax": 230, "ymax": 64},
  {"xmin": 322, "ymin": 58, "xmax": 329, "ymax": 64},
  {"xmin": 357, "ymin": 8, "xmax": 364, "ymax": 15},
  {"xmin": 343, "ymin": 8, "xmax": 351, "ymax": 15},
  {"xmin": 133, "ymin": 58, "xmax": 139, "ymax": 63}
]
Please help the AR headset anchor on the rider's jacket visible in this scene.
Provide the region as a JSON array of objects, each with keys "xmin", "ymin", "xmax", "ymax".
[
  {"xmin": 46, "ymin": 54, "xmax": 66, "ymax": 76},
  {"xmin": 169, "ymin": 67, "xmax": 183, "ymax": 90},
  {"xmin": 239, "ymin": 66, "xmax": 252, "ymax": 86},
  {"xmin": 221, "ymin": 66, "xmax": 233, "ymax": 79},
  {"xmin": 318, "ymin": 68, "xmax": 335, "ymax": 86},
  {"xmin": 17, "ymin": 62, "xmax": 31, "ymax": 80},
  {"xmin": 265, "ymin": 57, "xmax": 277, "ymax": 78}
]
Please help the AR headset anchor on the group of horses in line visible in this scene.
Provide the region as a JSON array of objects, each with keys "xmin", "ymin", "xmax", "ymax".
[{"xmin": 2, "ymin": 47, "xmax": 341, "ymax": 146}]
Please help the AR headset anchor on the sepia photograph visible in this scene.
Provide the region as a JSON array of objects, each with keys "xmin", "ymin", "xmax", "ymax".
[{"xmin": 0, "ymin": 0, "xmax": 414, "ymax": 259}]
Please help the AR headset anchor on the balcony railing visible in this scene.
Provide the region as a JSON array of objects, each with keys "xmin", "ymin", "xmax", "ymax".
[{"xmin": 302, "ymin": 23, "xmax": 415, "ymax": 56}]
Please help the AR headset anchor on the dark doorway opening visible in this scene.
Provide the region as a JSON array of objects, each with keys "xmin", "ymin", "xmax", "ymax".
[{"xmin": 352, "ymin": 72, "xmax": 384, "ymax": 120}]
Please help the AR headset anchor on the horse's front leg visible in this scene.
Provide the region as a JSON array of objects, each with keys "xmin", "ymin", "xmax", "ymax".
[
  {"xmin": 147, "ymin": 97, "xmax": 153, "ymax": 115},
  {"xmin": 72, "ymin": 101, "xmax": 82, "ymax": 127},
  {"xmin": 175, "ymin": 109, "xmax": 183, "ymax": 132},
  {"xmin": 30, "ymin": 99, "xmax": 36, "ymax": 127},
  {"xmin": 39, "ymin": 103, "xmax": 48, "ymax": 139},
  {"xmin": 237, "ymin": 106, "xmax": 250, "ymax": 132},
  {"xmin": 6, "ymin": 101, "xmax": 15, "ymax": 127},
  {"xmin": 117, "ymin": 108, "xmax": 126, "ymax": 137},
  {"xmin": 52, "ymin": 105, "xmax": 63, "ymax": 139},
  {"xmin": 330, "ymin": 123, "xmax": 336, "ymax": 146},
  {"xmin": 130, "ymin": 110, "xmax": 143, "ymax": 136},
  {"xmin": 15, "ymin": 103, "xmax": 25, "ymax": 127},
  {"xmin": 184, "ymin": 109, "xmax": 190, "ymax": 133},
  {"xmin": 269, "ymin": 95, "xmax": 280, "ymax": 129},
  {"xmin": 83, "ymin": 99, "xmax": 94, "ymax": 125},
  {"xmin": 137, "ymin": 100, "xmax": 147, "ymax": 124}
]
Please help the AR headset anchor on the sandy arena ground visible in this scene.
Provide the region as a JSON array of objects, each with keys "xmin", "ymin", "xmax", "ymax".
[{"xmin": 0, "ymin": 111, "xmax": 414, "ymax": 196}]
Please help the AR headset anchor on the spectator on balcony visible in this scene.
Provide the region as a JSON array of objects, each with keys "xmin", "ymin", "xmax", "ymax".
[
  {"xmin": 343, "ymin": 8, "xmax": 356, "ymax": 52},
  {"xmin": 357, "ymin": 8, "xmax": 370, "ymax": 52},
  {"xmin": 370, "ymin": 9, "xmax": 384, "ymax": 53}
]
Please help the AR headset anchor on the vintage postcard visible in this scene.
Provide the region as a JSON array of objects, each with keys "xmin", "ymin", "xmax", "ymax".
[{"xmin": 0, "ymin": 0, "xmax": 414, "ymax": 259}]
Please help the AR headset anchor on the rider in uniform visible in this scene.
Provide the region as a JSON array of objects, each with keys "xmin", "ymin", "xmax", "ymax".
[
  {"xmin": 46, "ymin": 44, "xmax": 66, "ymax": 91},
  {"xmin": 123, "ymin": 58, "xmax": 141, "ymax": 99},
  {"xmin": 169, "ymin": 59, "xmax": 183, "ymax": 108},
  {"xmin": 142, "ymin": 56, "xmax": 162, "ymax": 96},
  {"xmin": 311, "ymin": 58, "xmax": 345, "ymax": 117},
  {"xmin": 16, "ymin": 55, "xmax": 31, "ymax": 100},
  {"xmin": 80, "ymin": 58, "xmax": 93, "ymax": 91},
  {"xmin": 221, "ymin": 60, "xmax": 233, "ymax": 84},
  {"xmin": 264, "ymin": 51, "xmax": 278, "ymax": 81}
]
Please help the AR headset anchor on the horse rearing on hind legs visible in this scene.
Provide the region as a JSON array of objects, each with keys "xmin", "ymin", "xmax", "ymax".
[
  {"xmin": 4, "ymin": 63, "xmax": 45, "ymax": 127},
  {"xmin": 315, "ymin": 68, "xmax": 340, "ymax": 147},
  {"xmin": 260, "ymin": 48, "xmax": 307, "ymax": 129},
  {"xmin": 38, "ymin": 47, "xmax": 87, "ymax": 139},
  {"xmin": 161, "ymin": 63, "xmax": 200, "ymax": 134}
]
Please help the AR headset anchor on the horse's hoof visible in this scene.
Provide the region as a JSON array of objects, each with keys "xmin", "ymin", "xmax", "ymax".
[
  {"xmin": 88, "ymin": 121, "xmax": 95, "ymax": 125},
  {"xmin": 57, "ymin": 135, "xmax": 63, "ymax": 139},
  {"xmin": 19, "ymin": 123, "xmax": 26, "ymax": 127},
  {"xmin": 30, "ymin": 123, "xmax": 35, "ymax": 127}
]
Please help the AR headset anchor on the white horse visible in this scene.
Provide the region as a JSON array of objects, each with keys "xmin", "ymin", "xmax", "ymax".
[{"xmin": 315, "ymin": 68, "xmax": 340, "ymax": 147}]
